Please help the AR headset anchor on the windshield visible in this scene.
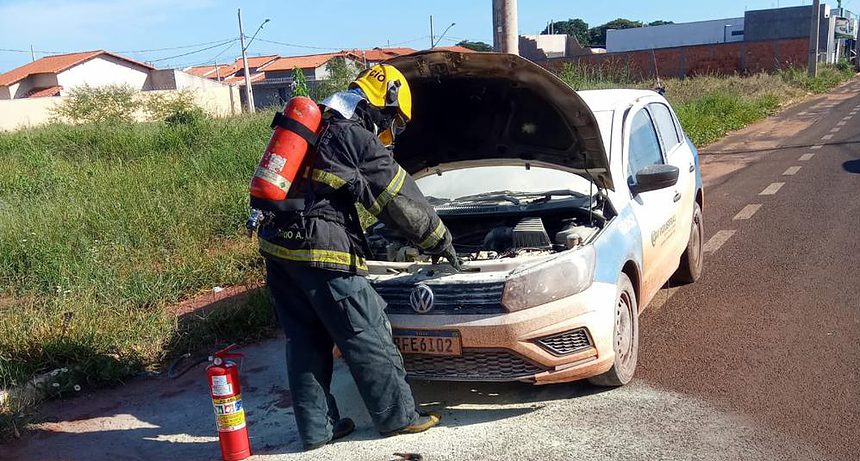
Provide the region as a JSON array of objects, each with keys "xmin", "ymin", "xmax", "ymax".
[{"xmin": 414, "ymin": 166, "xmax": 594, "ymax": 200}]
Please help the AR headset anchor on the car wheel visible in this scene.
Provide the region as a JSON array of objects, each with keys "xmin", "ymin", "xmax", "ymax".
[
  {"xmin": 672, "ymin": 202, "xmax": 704, "ymax": 284},
  {"xmin": 588, "ymin": 273, "xmax": 638, "ymax": 387}
]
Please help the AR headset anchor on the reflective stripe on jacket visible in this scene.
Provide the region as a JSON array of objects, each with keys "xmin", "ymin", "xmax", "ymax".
[{"xmin": 258, "ymin": 109, "xmax": 451, "ymax": 274}]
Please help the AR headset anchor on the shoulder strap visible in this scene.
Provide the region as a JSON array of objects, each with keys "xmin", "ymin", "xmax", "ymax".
[{"xmin": 271, "ymin": 111, "xmax": 319, "ymax": 146}]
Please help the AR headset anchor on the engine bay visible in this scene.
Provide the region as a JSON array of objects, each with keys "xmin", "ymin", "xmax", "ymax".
[{"xmin": 366, "ymin": 194, "xmax": 612, "ymax": 263}]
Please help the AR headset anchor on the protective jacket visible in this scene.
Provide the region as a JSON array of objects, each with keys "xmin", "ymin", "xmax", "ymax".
[{"xmin": 258, "ymin": 101, "xmax": 451, "ymax": 274}]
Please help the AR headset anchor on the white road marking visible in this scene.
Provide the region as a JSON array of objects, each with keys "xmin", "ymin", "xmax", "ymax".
[
  {"xmin": 830, "ymin": 127, "xmax": 841, "ymax": 133},
  {"xmin": 798, "ymin": 111, "xmax": 808, "ymax": 116},
  {"xmin": 734, "ymin": 204, "xmax": 762, "ymax": 220},
  {"xmin": 811, "ymin": 145, "xmax": 824, "ymax": 149},
  {"xmin": 822, "ymin": 134, "xmax": 834, "ymax": 140},
  {"xmin": 703, "ymin": 230, "xmax": 736, "ymax": 254},
  {"xmin": 799, "ymin": 153, "xmax": 816, "ymax": 161},
  {"xmin": 842, "ymin": 116, "xmax": 853, "ymax": 120},
  {"xmin": 760, "ymin": 182, "xmax": 785, "ymax": 195},
  {"xmin": 783, "ymin": 166, "xmax": 802, "ymax": 175},
  {"xmin": 837, "ymin": 121, "xmax": 847, "ymax": 126}
]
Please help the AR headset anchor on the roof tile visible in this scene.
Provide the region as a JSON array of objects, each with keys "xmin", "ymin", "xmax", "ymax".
[
  {"xmin": 258, "ymin": 52, "xmax": 361, "ymax": 73},
  {"xmin": 0, "ymin": 50, "xmax": 154, "ymax": 87}
]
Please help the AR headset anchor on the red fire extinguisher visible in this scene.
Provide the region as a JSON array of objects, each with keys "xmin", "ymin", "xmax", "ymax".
[
  {"xmin": 207, "ymin": 344, "xmax": 251, "ymax": 461},
  {"xmin": 249, "ymin": 96, "xmax": 322, "ymax": 212}
]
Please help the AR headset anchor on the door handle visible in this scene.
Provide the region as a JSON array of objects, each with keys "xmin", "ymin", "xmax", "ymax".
[
  {"xmin": 689, "ymin": 164, "xmax": 695, "ymax": 172},
  {"xmin": 673, "ymin": 191, "xmax": 682, "ymax": 202}
]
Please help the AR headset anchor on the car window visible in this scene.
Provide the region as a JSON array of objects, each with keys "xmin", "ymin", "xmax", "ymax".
[
  {"xmin": 627, "ymin": 109, "xmax": 664, "ymax": 185},
  {"xmin": 648, "ymin": 103, "xmax": 682, "ymax": 151}
]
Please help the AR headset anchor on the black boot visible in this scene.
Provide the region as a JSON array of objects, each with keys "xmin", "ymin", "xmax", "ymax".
[{"xmin": 304, "ymin": 418, "xmax": 356, "ymax": 451}]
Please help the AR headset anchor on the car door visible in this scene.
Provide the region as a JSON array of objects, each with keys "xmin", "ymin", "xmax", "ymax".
[
  {"xmin": 624, "ymin": 105, "xmax": 681, "ymax": 306},
  {"xmin": 648, "ymin": 101, "xmax": 696, "ymax": 261}
]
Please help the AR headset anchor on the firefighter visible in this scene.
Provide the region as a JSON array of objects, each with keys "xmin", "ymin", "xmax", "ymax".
[{"xmin": 258, "ymin": 64, "xmax": 457, "ymax": 451}]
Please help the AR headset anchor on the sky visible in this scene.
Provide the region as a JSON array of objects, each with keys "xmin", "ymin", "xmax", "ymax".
[{"xmin": 0, "ymin": 0, "xmax": 854, "ymax": 73}]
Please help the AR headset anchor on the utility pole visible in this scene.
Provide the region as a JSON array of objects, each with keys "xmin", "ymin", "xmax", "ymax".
[
  {"xmin": 808, "ymin": 0, "xmax": 821, "ymax": 77},
  {"xmin": 492, "ymin": 0, "xmax": 519, "ymax": 55},
  {"xmin": 238, "ymin": 8, "xmax": 255, "ymax": 113},
  {"xmin": 430, "ymin": 15, "xmax": 435, "ymax": 49},
  {"xmin": 30, "ymin": 45, "xmax": 35, "ymax": 62}
]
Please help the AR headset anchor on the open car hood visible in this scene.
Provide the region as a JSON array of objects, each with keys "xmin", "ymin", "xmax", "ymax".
[{"xmin": 386, "ymin": 51, "xmax": 613, "ymax": 190}]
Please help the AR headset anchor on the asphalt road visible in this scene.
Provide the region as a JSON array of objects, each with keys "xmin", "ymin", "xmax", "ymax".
[{"xmin": 6, "ymin": 81, "xmax": 860, "ymax": 461}]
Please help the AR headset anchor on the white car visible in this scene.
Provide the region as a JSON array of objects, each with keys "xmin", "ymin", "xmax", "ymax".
[{"xmin": 364, "ymin": 51, "xmax": 704, "ymax": 386}]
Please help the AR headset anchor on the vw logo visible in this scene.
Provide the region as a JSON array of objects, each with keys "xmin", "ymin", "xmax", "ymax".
[{"xmin": 409, "ymin": 284, "xmax": 435, "ymax": 314}]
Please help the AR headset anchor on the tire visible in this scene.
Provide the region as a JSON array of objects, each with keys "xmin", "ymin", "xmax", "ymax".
[
  {"xmin": 672, "ymin": 202, "xmax": 704, "ymax": 284},
  {"xmin": 588, "ymin": 273, "xmax": 639, "ymax": 387}
]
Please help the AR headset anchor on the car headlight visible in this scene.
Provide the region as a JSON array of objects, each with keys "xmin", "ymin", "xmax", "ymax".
[{"xmin": 501, "ymin": 245, "xmax": 595, "ymax": 312}]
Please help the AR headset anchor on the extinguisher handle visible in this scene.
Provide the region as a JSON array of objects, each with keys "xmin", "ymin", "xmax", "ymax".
[{"xmin": 212, "ymin": 344, "xmax": 245, "ymax": 361}]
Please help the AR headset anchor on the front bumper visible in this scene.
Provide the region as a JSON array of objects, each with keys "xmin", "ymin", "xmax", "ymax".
[{"xmin": 387, "ymin": 281, "xmax": 617, "ymax": 385}]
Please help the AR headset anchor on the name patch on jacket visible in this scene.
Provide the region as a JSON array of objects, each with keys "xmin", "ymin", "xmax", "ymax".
[{"xmin": 280, "ymin": 229, "xmax": 307, "ymax": 240}]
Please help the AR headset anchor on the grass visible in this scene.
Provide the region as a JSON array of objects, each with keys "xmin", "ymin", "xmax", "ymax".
[
  {"xmin": 0, "ymin": 113, "xmax": 279, "ymax": 437},
  {"xmin": 0, "ymin": 64, "xmax": 855, "ymax": 439},
  {"xmin": 559, "ymin": 63, "xmax": 856, "ymax": 145}
]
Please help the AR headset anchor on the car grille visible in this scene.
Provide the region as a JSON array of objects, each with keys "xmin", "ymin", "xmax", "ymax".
[
  {"xmin": 535, "ymin": 328, "xmax": 593, "ymax": 356},
  {"xmin": 374, "ymin": 282, "xmax": 506, "ymax": 315},
  {"xmin": 402, "ymin": 350, "xmax": 545, "ymax": 381}
]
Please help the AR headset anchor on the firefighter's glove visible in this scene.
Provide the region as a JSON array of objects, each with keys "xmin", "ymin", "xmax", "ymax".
[{"xmin": 435, "ymin": 243, "xmax": 461, "ymax": 272}]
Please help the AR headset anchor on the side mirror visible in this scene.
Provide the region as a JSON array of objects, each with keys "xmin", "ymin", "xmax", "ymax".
[{"xmin": 632, "ymin": 164, "xmax": 679, "ymax": 194}]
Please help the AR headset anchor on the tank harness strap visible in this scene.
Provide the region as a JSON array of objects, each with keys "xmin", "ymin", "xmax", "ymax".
[{"xmin": 271, "ymin": 111, "xmax": 319, "ymax": 146}]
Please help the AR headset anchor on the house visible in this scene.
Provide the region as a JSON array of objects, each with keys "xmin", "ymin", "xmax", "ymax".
[
  {"xmin": 344, "ymin": 47, "xmax": 417, "ymax": 67},
  {"xmin": 0, "ymin": 50, "xmax": 155, "ymax": 99},
  {"xmin": 0, "ymin": 49, "xmax": 237, "ymax": 101},
  {"xmin": 0, "ymin": 49, "xmax": 243, "ymax": 130},
  {"xmin": 431, "ymin": 45, "xmax": 478, "ymax": 53},
  {"xmin": 183, "ymin": 55, "xmax": 278, "ymax": 82},
  {"xmin": 249, "ymin": 52, "xmax": 364, "ymax": 107}
]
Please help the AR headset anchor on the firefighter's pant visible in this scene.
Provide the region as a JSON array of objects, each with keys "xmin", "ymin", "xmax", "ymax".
[{"xmin": 265, "ymin": 259, "xmax": 419, "ymax": 448}]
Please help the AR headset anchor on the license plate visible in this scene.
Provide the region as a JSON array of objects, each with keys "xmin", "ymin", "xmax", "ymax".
[{"xmin": 393, "ymin": 329, "xmax": 462, "ymax": 356}]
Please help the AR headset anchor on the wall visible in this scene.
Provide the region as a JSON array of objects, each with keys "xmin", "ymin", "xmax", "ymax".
[
  {"xmin": 11, "ymin": 73, "xmax": 59, "ymax": 98},
  {"xmin": 744, "ymin": 5, "xmax": 819, "ymax": 41},
  {"xmin": 0, "ymin": 85, "xmax": 241, "ymax": 131},
  {"xmin": 519, "ymin": 34, "xmax": 592, "ymax": 61},
  {"xmin": 537, "ymin": 38, "xmax": 809, "ymax": 79},
  {"xmin": 606, "ymin": 18, "xmax": 745, "ymax": 53},
  {"xmin": 745, "ymin": 4, "xmax": 835, "ymax": 58},
  {"xmin": 0, "ymin": 96, "xmax": 60, "ymax": 130},
  {"xmin": 56, "ymin": 55, "xmax": 150, "ymax": 93},
  {"xmin": 520, "ymin": 34, "xmax": 568, "ymax": 58}
]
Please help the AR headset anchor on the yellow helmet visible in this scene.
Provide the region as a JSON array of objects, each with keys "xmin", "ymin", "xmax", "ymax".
[{"xmin": 350, "ymin": 64, "xmax": 412, "ymax": 121}]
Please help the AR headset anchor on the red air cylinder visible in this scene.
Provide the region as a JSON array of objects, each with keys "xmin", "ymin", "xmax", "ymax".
[
  {"xmin": 249, "ymin": 96, "xmax": 322, "ymax": 208},
  {"xmin": 207, "ymin": 345, "xmax": 251, "ymax": 461}
]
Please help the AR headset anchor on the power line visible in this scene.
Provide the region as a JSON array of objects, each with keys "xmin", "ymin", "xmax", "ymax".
[
  {"xmin": 377, "ymin": 35, "xmax": 431, "ymax": 47},
  {"xmin": 0, "ymin": 48, "xmax": 68, "ymax": 54},
  {"xmin": 191, "ymin": 41, "xmax": 239, "ymax": 68},
  {"xmin": 146, "ymin": 39, "xmax": 237, "ymax": 64},
  {"xmin": 116, "ymin": 38, "xmax": 236, "ymax": 54},
  {"xmin": 253, "ymin": 37, "xmax": 342, "ymax": 51},
  {"xmin": 0, "ymin": 38, "xmax": 236, "ymax": 58}
]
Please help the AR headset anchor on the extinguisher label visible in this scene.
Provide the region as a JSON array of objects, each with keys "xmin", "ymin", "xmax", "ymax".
[
  {"xmin": 210, "ymin": 375, "xmax": 233, "ymax": 397},
  {"xmin": 212, "ymin": 394, "xmax": 246, "ymax": 432}
]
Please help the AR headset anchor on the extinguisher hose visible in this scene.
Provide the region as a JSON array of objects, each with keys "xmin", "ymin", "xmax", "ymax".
[{"xmin": 167, "ymin": 353, "xmax": 208, "ymax": 380}]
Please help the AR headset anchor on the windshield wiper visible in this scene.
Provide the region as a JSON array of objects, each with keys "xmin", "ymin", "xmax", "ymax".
[{"xmin": 453, "ymin": 191, "xmax": 523, "ymax": 205}]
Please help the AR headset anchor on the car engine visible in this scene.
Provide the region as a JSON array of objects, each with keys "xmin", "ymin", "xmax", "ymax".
[{"xmin": 366, "ymin": 208, "xmax": 603, "ymax": 263}]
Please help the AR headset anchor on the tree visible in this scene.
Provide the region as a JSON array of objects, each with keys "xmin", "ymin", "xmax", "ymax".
[
  {"xmin": 291, "ymin": 67, "xmax": 309, "ymax": 98},
  {"xmin": 587, "ymin": 18, "xmax": 644, "ymax": 47},
  {"xmin": 310, "ymin": 57, "xmax": 360, "ymax": 101},
  {"xmin": 54, "ymin": 84, "xmax": 139, "ymax": 124},
  {"xmin": 541, "ymin": 18, "xmax": 590, "ymax": 46},
  {"xmin": 456, "ymin": 40, "xmax": 493, "ymax": 52},
  {"xmin": 648, "ymin": 20, "xmax": 674, "ymax": 26}
]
